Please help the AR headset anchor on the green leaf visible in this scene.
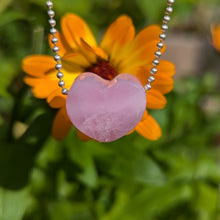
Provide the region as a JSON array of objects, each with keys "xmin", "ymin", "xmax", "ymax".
[
  {"xmin": 109, "ymin": 148, "xmax": 165, "ymax": 186},
  {"xmin": 193, "ymin": 183, "xmax": 219, "ymax": 220},
  {"xmin": 0, "ymin": 0, "xmax": 13, "ymax": 14},
  {"xmin": 20, "ymin": 112, "xmax": 53, "ymax": 145},
  {"xmin": 0, "ymin": 57, "xmax": 16, "ymax": 98},
  {"xmin": 194, "ymin": 155, "xmax": 220, "ymax": 183},
  {"xmin": 36, "ymin": 137, "xmax": 62, "ymax": 169},
  {"xmin": 0, "ymin": 11, "xmax": 25, "ymax": 27},
  {"xmin": 0, "ymin": 113, "xmax": 52, "ymax": 189},
  {"xmin": 0, "ymin": 188, "xmax": 31, "ymax": 220},
  {"xmin": 0, "ymin": 143, "xmax": 36, "ymax": 189},
  {"xmin": 102, "ymin": 183, "xmax": 193, "ymax": 220},
  {"xmin": 33, "ymin": 0, "xmax": 91, "ymax": 16},
  {"xmin": 136, "ymin": 0, "xmax": 165, "ymax": 23},
  {"xmin": 49, "ymin": 201, "xmax": 93, "ymax": 220},
  {"xmin": 65, "ymin": 132, "xmax": 98, "ymax": 188}
]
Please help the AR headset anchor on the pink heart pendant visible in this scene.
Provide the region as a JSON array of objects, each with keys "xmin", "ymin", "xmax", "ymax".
[{"xmin": 66, "ymin": 72, "xmax": 146, "ymax": 142}]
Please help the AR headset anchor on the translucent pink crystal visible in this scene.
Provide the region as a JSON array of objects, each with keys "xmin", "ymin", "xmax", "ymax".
[{"xmin": 66, "ymin": 72, "xmax": 146, "ymax": 142}]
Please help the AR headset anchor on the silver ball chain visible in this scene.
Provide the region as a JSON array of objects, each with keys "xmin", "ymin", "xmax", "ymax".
[
  {"xmin": 46, "ymin": 0, "xmax": 68, "ymax": 95},
  {"xmin": 46, "ymin": 0, "xmax": 175, "ymax": 95},
  {"xmin": 145, "ymin": 0, "xmax": 175, "ymax": 91}
]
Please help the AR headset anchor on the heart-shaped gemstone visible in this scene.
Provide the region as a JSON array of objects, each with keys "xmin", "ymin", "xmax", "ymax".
[{"xmin": 66, "ymin": 72, "xmax": 146, "ymax": 142}]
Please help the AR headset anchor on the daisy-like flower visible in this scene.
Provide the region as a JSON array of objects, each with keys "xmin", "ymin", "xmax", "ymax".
[
  {"xmin": 211, "ymin": 24, "xmax": 220, "ymax": 52},
  {"xmin": 22, "ymin": 13, "xmax": 175, "ymax": 141}
]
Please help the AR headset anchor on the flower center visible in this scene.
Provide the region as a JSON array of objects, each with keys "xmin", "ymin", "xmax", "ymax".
[{"xmin": 86, "ymin": 60, "xmax": 117, "ymax": 80}]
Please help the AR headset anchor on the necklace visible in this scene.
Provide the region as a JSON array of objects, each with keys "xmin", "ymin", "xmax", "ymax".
[{"xmin": 45, "ymin": 0, "xmax": 175, "ymax": 142}]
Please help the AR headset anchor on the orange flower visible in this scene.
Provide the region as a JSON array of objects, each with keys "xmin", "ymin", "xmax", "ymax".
[
  {"xmin": 211, "ymin": 25, "xmax": 220, "ymax": 52},
  {"xmin": 22, "ymin": 13, "xmax": 175, "ymax": 141}
]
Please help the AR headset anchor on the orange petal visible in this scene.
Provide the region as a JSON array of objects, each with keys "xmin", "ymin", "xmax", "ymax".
[
  {"xmin": 112, "ymin": 25, "xmax": 163, "ymax": 73},
  {"xmin": 24, "ymin": 77, "xmax": 58, "ymax": 99},
  {"xmin": 135, "ymin": 66, "xmax": 150, "ymax": 86},
  {"xmin": 135, "ymin": 114, "xmax": 161, "ymax": 140},
  {"xmin": 147, "ymin": 89, "xmax": 167, "ymax": 109},
  {"xmin": 22, "ymin": 55, "xmax": 55, "ymax": 77},
  {"xmin": 153, "ymin": 74, "xmax": 174, "ymax": 94},
  {"xmin": 119, "ymin": 41, "xmax": 166, "ymax": 73},
  {"xmin": 61, "ymin": 13, "xmax": 97, "ymax": 49},
  {"xmin": 78, "ymin": 39, "xmax": 99, "ymax": 63},
  {"xmin": 133, "ymin": 25, "xmax": 166, "ymax": 62},
  {"xmin": 137, "ymin": 40, "xmax": 166, "ymax": 64},
  {"xmin": 211, "ymin": 24, "xmax": 220, "ymax": 52},
  {"xmin": 135, "ymin": 59, "xmax": 175, "ymax": 84},
  {"xmin": 134, "ymin": 25, "xmax": 161, "ymax": 49},
  {"xmin": 92, "ymin": 46, "xmax": 108, "ymax": 60},
  {"xmin": 52, "ymin": 107, "xmax": 72, "ymax": 140},
  {"xmin": 157, "ymin": 60, "xmax": 175, "ymax": 77},
  {"xmin": 100, "ymin": 15, "xmax": 135, "ymax": 57},
  {"xmin": 136, "ymin": 66, "xmax": 174, "ymax": 94},
  {"xmin": 127, "ymin": 110, "xmax": 148, "ymax": 135},
  {"xmin": 62, "ymin": 52, "xmax": 90, "ymax": 72},
  {"xmin": 48, "ymin": 31, "xmax": 72, "ymax": 56},
  {"xmin": 141, "ymin": 110, "xmax": 148, "ymax": 121},
  {"xmin": 77, "ymin": 130, "xmax": 91, "ymax": 141},
  {"xmin": 62, "ymin": 72, "xmax": 80, "ymax": 90},
  {"xmin": 47, "ymin": 91, "xmax": 66, "ymax": 108},
  {"xmin": 78, "ymin": 39, "xmax": 108, "ymax": 63}
]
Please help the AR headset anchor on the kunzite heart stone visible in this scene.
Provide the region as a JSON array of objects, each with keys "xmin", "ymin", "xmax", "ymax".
[{"xmin": 66, "ymin": 72, "xmax": 146, "ymax": 142}]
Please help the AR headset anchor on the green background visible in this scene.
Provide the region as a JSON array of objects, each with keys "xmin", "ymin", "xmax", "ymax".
[{"xmin": 0, "ymin": 0, "xmax": 220, "ymax": 219}]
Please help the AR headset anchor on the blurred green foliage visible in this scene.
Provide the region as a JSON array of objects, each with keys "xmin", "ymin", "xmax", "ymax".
[{"xmin": 0, "ymin": 0, "xmax": 220, "ymax": 220}]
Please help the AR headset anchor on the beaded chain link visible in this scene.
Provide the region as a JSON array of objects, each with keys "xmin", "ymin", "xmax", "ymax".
[
  {"xmin": 46, "ymin": 0, "xmax": 68, "ymax": 95},
  {"xmin": 145, "ymin": 0, "xmax": 175, "ymax": 91},
  {"xmin": 46, "ymin": 0, "xmax": 175, "ymax": 95}
]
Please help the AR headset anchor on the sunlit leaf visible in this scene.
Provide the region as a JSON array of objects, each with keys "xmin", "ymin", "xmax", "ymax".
[
  {"xmin": 0, "ymin": 0, "xmax": 13, "ymax": 14},
  {"xmin": 0, "ymin": 11, "xmax": 25, "ymax": 27},
  {"xmin": 0, "ymin": 188, "xmax": 31, "ymax": 220},
  {"xmin": 108, "ymin": 146, "xmax": 165, "ymax": 186}
]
